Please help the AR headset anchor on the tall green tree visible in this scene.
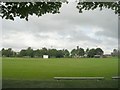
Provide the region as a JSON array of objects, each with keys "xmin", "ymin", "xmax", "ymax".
[
  {"xmin": 26, "ymin": 47, "xmax": 34, "ymax": 57},
  {"xmin": 78, "ymin": 48, "xmax": 85, "ymax": 56},
  {"xmin": 2, "ymin": 48, "xmax": 14, "ymax": 57},
  {"xmin": 41, "ymin": 47, "xmax": 48, "ymax": 55},
  {"xmin": 48, "ymin": 49, "xmax": 57, "ymax": 58},
  {"xmin": 34, "ymin": 49, "xmax": 41, "ymax": 57},
  {"xmin": 2, "ymin": 48, "xmax": 5, "ymax": 56},
  {"xmin": 63, "ymin": 49, "xmax": 70, "ymax": 58},
  {"xmin": 19, "ymin": 49, "xmax": 27, "ymax": 57},
  {"xmin": 71, "ymin": 49, "xmax": 77, "ymax": 57},
  {"xmin": 56, "ymin": 50, "xmax": 64, "ymax": 58},
  {"xmin": 87, "ymin": 48, "xmax": 96, "ymax": 58},
  {"xmin": 85, "ymin": 48, "xmax": 89, "ymax": 56},
  {"xmin": 71, "ymin": 47, "xmax": 85, "ymax": 57},
  {"xmin": 95, "ymin": 48, "xmax": 104, "ymax": 55}
]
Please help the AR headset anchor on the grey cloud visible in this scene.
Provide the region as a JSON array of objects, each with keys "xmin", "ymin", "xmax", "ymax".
[{"xmin": 52, "ymin": 3, "xmax": 118, "ymax": 39}]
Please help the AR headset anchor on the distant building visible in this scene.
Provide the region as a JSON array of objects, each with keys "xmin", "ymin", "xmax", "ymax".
[
  {"xmin": 84, "ymin": 54, "xmax": 87, "ymax": 58},
  {"xmin": 43, "ymin": 55, "xmax": 49, "ymax": 59},
  {"xmin": 94, "ymin": 55, "xmax": 102, "ymax": 58},
  {"xmin": 23, "ymin": 56, "xmax": 30, "ymax": 58},
  {"xmin": 103, "ymin": 54, "xmax": 112, "ymax": 58}
]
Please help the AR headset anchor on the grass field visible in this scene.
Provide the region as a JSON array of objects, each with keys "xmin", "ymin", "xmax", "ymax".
[{"xmin": 2, "ymin": 57, "xmax": 119, "ymax": 88}]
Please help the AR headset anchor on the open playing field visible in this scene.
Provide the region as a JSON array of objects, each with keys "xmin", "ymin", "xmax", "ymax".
[{"xmin": 2, "ymin": 57, "xmax": 118, "ymax": 88}]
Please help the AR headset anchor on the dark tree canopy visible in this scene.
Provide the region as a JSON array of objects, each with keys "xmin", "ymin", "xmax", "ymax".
[
  {"xmin": 0, "ymin": 2, "xmax": 62, "ymax": 21},
  {"xmin": 0, "ymin": 1, "xmax": 119, "ymax": 21},
  {"xmin": 76, "ymin": 2, "xmax": 120, "ymax": 15},
  {"xmin": 2, "ymin": 48, "xmax": 16, "ymax": 57},
  {"xmin": 95, "ymin": 48, "xmax": 104, "ymax": 55},
  {"xmin": 87, "ymin": 48, "xmax": 96, "ymax": 58}
]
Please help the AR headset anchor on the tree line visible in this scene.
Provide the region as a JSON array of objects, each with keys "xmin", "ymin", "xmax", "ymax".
[{"xmin": 0, "ymin": 46, "xmax": 108, "ymax": 58}]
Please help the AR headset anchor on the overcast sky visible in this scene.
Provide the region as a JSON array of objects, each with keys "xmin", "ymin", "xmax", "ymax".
[{"xmin": 1, "ymin": 2, "xmax": 118, "ymax": 54}]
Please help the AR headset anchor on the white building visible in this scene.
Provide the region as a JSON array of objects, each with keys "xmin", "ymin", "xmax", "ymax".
[{"xmin": 43, "ymin": 55, "xmax": 49, "ymax": 59}]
